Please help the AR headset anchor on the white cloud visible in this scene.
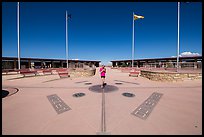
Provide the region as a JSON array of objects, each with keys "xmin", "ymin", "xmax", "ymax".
[
  {"xmin": 180, "ymin": 52, "xmax": 201, "ymax": 57},
  {"xmin": 171, "ymin": 51, "xmax": 201, "ymax": 57}
]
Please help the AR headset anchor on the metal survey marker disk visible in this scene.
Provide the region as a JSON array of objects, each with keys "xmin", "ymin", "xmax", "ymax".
[
  {"xmin": 47, "ymin": 94, "xmax": 71, "ymax": 114},
  {"xmin": 131, "ymin": 92, "xmax": 163, "ymax": 120},
  {"xmin": 73, "ymin": 92, "xmax": 85, "ymax": 97},
  {"xmin": 122, "ymin": 92, "xmax": 135, "ymax": 97}
]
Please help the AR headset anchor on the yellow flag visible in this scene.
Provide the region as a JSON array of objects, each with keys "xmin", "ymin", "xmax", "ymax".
[{"xmin": 134, "ymin": 14, "xmax": 144, "ymax": 20}]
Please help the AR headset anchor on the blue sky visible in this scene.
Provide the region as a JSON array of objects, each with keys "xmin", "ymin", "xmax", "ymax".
[{"xmin": 2, "ymin": 2, "xmax": 202, "ymax": 65}]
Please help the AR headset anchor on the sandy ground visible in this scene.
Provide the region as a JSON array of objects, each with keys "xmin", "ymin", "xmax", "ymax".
[{"xmin": 2, "ymin": 67, "xmax": 202, "ymax": 135}]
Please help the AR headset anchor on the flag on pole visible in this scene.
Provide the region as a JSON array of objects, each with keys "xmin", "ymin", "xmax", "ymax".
[
  {"xmin": 134, "ymin": 14, "xmax": 144, "ymax": 20},
  {"xmin": 68, "ymin": 14, "xmax": 71, "ymax": 18},
  {"xmin": 66, "ymin": 14, "xmax": 71, "ymax": 20}
]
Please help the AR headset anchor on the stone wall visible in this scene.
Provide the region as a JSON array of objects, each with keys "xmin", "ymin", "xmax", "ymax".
[
  {"xmin": 140, "ymin": 70, "xmax": 202, "ymax": 82},
  {"xmin": 69, "ymin": 68, "xmax": 96, "ymax": 77}
]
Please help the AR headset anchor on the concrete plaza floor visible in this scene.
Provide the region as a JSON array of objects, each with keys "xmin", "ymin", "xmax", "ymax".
[{"xmin": 2, "ymin": 67, "xmax": 202, "ymax": 135}]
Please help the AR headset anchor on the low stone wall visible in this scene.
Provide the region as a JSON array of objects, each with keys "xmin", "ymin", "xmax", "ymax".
[
  {"xmin": 140, "ymin": 70, "xmax": 202, "ymax": 82},
  {"xmin": 2, "ymin": 68, "xmax": 96, "ymax": 79},
  {"xmin": 69, "ymin": 68, "xmax": 96, "ymax": 77}
]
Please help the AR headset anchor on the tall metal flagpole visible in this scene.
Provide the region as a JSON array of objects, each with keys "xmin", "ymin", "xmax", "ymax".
[
  {"xmin": 17, "ymin": 2, "xmax": 20, "ymax": 70},
  {"xmin": 132, "ymin": 12, "xmax": 134, "ymax": 68},
  {"xmin": 66, "ymin": 10, "xmax": 68, "ymax": 68},
  {"xmin": 177, "ymin": 2, "xmax": 180, "ymax": 72}
]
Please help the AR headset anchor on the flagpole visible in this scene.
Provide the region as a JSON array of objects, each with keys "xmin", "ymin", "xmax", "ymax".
[
  {"xmin": 17, "ymin": 2, "xmax": 20, "ymax": 70},
  {"xmin": 177, "ymin": 2, "xmax": 180, "ymax": 72},
  {"xmin": 66, "ymin": 10, "xmax": 68, "ymax": 68},
  {"xmin": 132, "ymin": 12, "xmax": 134, "ymax": 68}
]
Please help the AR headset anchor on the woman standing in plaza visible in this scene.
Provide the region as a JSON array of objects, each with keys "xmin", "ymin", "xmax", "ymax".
[{"xmin": 99, "ymin": 65, "xmax": 106, "ymax": 88}]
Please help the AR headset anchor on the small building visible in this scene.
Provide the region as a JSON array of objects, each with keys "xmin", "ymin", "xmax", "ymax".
[
  {"xmin": 2, "ymin": 57, "xmax": 100, "ymax": 70},
  {"xmin": 111, "ymin": 56, "xmax": 202, "ymax": 69}
]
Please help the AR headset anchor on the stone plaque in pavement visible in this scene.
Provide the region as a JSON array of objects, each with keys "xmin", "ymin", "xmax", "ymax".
[
  {"xmin": 131, "ymin": 92, "xmax": 163, "ymax": 120},
  {"xmin": 47, "ymin": 94, "xmax": 71, "ymax": 114}
]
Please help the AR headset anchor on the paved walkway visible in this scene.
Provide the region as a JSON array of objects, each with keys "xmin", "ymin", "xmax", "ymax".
[{"xmin": 2, "ymin": 67, "xmax": 202, "ymax": 135}]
